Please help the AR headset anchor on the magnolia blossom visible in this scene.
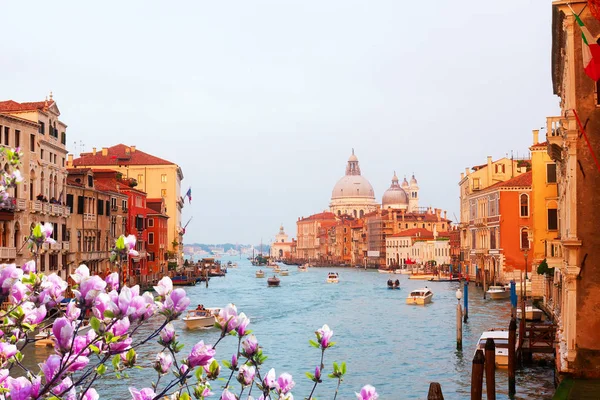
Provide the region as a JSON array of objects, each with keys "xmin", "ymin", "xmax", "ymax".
[
  {"xmin": 6, "ymin": 376, "xmax": 41, "ymax": 400},
  {"xmin": 40, "ymin": 354, "xmax": 61, "ymax": 382},
  {"xmin": 159, "ymin": 323, "xmax": 175, "ymax": 345},
  {"xmin": 154, "ymin": 352, "xmax": 173, "ymax": 374},
  {"xmin": 217, "ymin": 303, "xmax": 239, "ymax": 332},
  {"xmin": 242, "ymin": 334, "xmax": 259, "ymax": 357},
  {"xmin": 105, "ymin": 272, "xmax": 119, "ymax": 291},
  {"xmin": 38, "ymin": 273, "xmax": 68, "ymax": 307},
  {"xmin": 124, "ymin": 234, "xmax": 139, "ymax": 256},
  {"xmin": 187, "ymin": 340, "xmax": 216, "ymax": 368},
  {"xmin": 0, "ymin": 264, "xmax": 23, "ymax": 292},
  {"xmin": 0, "ymin": 342, "xmax": 17, "ymax": 362},
  {"xmin": 236, "ymin": 312, "xmax": 250, "ymax": 336},
  {"xmin": 220, "ymin": 389, "xmax": 238, "ymax": 400},
  {"xmin": 154, "ymin": 276, "xmax": 173, "ymax": 297},
  {"xmin": 276, "ymin": 373, "xmax": 295, "ymax": 395},
  {"xmin": 22, "ymin": 302, "xmax": 46, "ymax": 325},
  {"xmin": 129, "ymin": 387, "xmax": 156, "ymax": 400},
  {"xmin": 52, "ymin": 317, "xmax": 74, "ymax": 353},
  {"xmin": 238, "ymin": 364, "xmax": 256, "ymax": 386},
  {"xmin": 314, "ymin": 366, "xmax": 321, "ymax": 381},
  {"xmin": 163, "ymin": 288, "xmax": 190, "ymax": 316},
  {"xmin": 355, "ymin": 385, "xmax": 379, "ymax": 400},
  {"xmin": 21, "ymin": 260, "xmax": 35, "ymax": 274},
  {"xmin": 9, "ymin": 281, "xmax": 28, "ymax": 303},
  {"xmin": 93, "ymin": 292, "xmax": 118, "ymax": 320},
  {"xmin": 30, "ymin": 222, "xmax": 55, "ymax": 245},
  {"xmin": 52, "ymin": 377, "xmax": 75, "ymax": 399},
  {"xmin": 231, "ymin": 353, "xmax": 238, "ymax": 369},
  {"xmin": 263, "ymin": 368, "xmax": 276, "ymax": 389},
  {"xmin": 72, "ymin": 265, "xmax": 107, "ymax": 305},
  {"xmin": 316, "ymin": 324, "xmax": 333, "ymax": 348},
  {"xmin": 82, "ymin": 388, "xmax": 99, "ymax": 400},
  {"xmin": 195, "ymin": 384, "xmax": 213, "ymax": 398}
]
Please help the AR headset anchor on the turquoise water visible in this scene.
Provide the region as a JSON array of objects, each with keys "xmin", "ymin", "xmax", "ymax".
[{"xmin": 25, "ymin": 258, "xmax": 556, "ymax": 399}]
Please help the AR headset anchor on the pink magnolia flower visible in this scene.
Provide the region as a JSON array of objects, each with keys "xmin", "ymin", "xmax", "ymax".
[
  {"xmin": 242, "ymin": 334, "xmax": 259, "ymax": 357},
  {"xmin": 124, "ymin": 234, "xmax": 139, "ymax": 256},
  {"xmin": 220, "ymin": 389, "xmax": 238, "ymax": 400},
  {"xmin": 52, "ymin": 377, "xmax": 75, "ymax": 399},
  {"xmin": 236, "ymin": 312, "xmax": 250, "ymax": 336},
  {"xmin": 231, "ymin": 353, "xmax": 238, "ymax": 369},
  {"xmin": 141, "ymin": 292, "xmax": 157, "ymax": 320},
  {"xmin": 355, "ymin": 385, "xmax": 378, "ymax": 400},
  {"xmin": 93, "ymin": 292, "xmax": 117, "ymax": 320},
  {"xmin": 66, "ymin": 301, "xmax": 81, "ymax": 321},
  {"xmin": 9, "ymin": 281, "xmax": 28, "ymax": 303},
  {"xmin": 109, "ymin": 316, "xmax": 130, "ymax": 337},
  {"xmin": 52, "ymin": 317, "xmax": 74, "ymax": 353},
  {"xmin": 64, "ymin": 354, "xmax": 90, "ymax": 373},
  {"xmin": 164, "ymin": 288, "xmax": 190, "ymax": 315},
  {"xmin": 39, "ymin": 273, "xmax": 68, "ymax": 307},
  {"xmin": 72, "ymin": 265, "xmax": 107, "ymax": 305},
  {"xmin": 315, "ymin": 366, "xmax": 321, "ymax": 381},
  {"xmin": 276, "ymin": 373, "xmax": 295, "ymax": 394},
  {"xmin": 40, "ymin": 354, "xmax": 62, "ymax": 381},
  {"xmin": 6, "ymin": 376, "xmax": 41, "ymax": 400},
  {"xmin": 159, "ymin": 323, "xmax": 175, "ymax": 345},
  {"xmin": 217, "ymin": 303, "xmax": 239, "ymax": 332},
  {"xmin": 82, "ymin": 388, "xmax": 99, "ymax": 400},
  {"xmin": 153, "ymin": 276, "xmax": 173, "ymax": 297},
  {"xmin": 129, "ymin": 387, "xmax": 156, "ymax": 400},
  {"xmin": 316, "ymin": 324, "xmax": 333, "ymax": 348},
  {"xmin": 105, "ymin": 272, "xmax": 119, "ymax": 291},
  {"xmin": 238, "ymin": 364, "xmax": 256, "ymax": 386},
  {"xmin": 22, "ymin": 302, "xmax": 46, "ymax": 325},
  {"xmin": 0, "ymin": 263, "xmax": 22, "ymax": 292},
  {"xmin": 22, "ymin": 260, "xmax": 35, "ymax": 274},
  {"xmin": 263, "ymin": 368, "xmax": 276, "ymax": 389},
  {"xmin": 0, "ymin": 342, "xmax": 17, "ymax": 362},
  {"xmin": 187, "ymin": 340, "xmax": 216, "ymax": 368},
  {"xmin": 154, "ymin": 352, "xmax": 173, "ymax": 374}
]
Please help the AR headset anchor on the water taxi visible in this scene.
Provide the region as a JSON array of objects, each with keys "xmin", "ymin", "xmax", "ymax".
[
  {"xmin": 326, "ymin": 272, "xmax": 339, "ymax": 283},
  {"xmin": 256, "ymin": 270, "xmax": 265, "ymax": 278},
  {"xmin": 475, "ymin": 329, "xmax": 510, "ymax": 367},
  {"xmin": 406, "ymin": 288, "xmax": 433, "ymax": 305},
  {"xmin": 267, "ymin": 276, "xmax": 280, "ymax": 287},
  {"xmin": 183, "ymin": 309, "xmax": 217, "ymax": 329},
  {"xmin": 487, "ymin": 285, "xmax": 510, "ymax": 300},
  {"xmin": 516, "ymin": 305, "xmax": 543, "ymax": 321},
  {"xmin": 280, "ymin": 269, "xmax": 289, "ymax": 276},
  {"xmin": 298, "ymin": 264, "xmax": 308, "ymax": 272},
  {"xmin": 273, "ymin": 265, "xmax": 281, "ymax": 273}
]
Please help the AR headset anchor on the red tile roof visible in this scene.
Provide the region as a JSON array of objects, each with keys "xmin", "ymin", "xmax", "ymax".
[
  {"xmin": 72, "ymin": 144, "xmax": 175, "ymax": 166},
  {"xmin": 530, "ymin": 141, "xmax": 548, "ymax": 150},
  {"xmin": 0, "ymin": 99, "xmax": 55, "ymax": 112},
  {"xmin": 299, "ymin": 212, "xmax": 336, "ymax": 222},
  {"xmin": 492, "ymin": 171, "xmax": 532, "ymax": 189},
  {"xmin": 390, "ymin": 228, "xmax": 434, "ymax": 238}
]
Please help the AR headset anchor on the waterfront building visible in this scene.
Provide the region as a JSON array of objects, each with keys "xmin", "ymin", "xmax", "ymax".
[
  {"xmin": 329, "ymin": 150, "xmax": 378, "ymax": 218},
  {"xmin": 146, "ymin": 198, "xmax": 169, "ymax": 279},
  {"xmin": 449, "ymin": 226, "xmax": 461, "ymax": 272},
  {"xmin": 296, "ymin": 212, "xmax": 336, "ymax": 260},
  {"xmin": 269, "ymin": 225, "xmax": 295, "ymax": 260},
  {"xmin": 529, "ymin": 129, "xmax": 559, "ymax": 299},
  {"xmin": 350, "ymin": 219, "xmax": 366, "ymax": 266},
  {"xmin": 546, "ymin": 1, "xmax": 600, "ymax": 377},
  {"xmin": 386, "ymin": 227, "xmax": 450, "ymax": 267},
  {"xmin": 0, "ymin": 96, "xmax": 71, "ymax": 274},
  {"xmin": 458, "ymin": 156, "xmax": 529, "ymax": 278},
  {"xmin": 69, "ymin": 144, "xmax": 184, "ymax": 267},
  {"xmin": 66, "ymin": 168, "xmax": 128, "ymax": 276}
]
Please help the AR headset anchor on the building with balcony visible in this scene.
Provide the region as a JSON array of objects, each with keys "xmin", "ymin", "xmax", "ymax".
[
  {"xmin": 69, "ymin": 144, "xmax": 184, "ymax": 267},
  {"xmin": 547, "ymin": 1, "xmax": 600, "ymax": 377},
  {"xmin": 66, "ymin": 168, "xmax": 127, "ymax": 277},
  {"xmin": 0, "ymin": 96, "xmax": 70, "ymax": 275},
  {"xmin": 147, "ymin": 198, "xmax": 169, "ymax": 279}
]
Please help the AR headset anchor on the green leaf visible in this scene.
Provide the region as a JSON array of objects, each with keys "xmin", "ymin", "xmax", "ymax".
[
  {"xmin": 332, "ymin": 362, "xmax": 339, "ymax": 373},
  {"xmin": 341, "ymin": 362, "xmax": 347, "ymax": 375},
  {"xmin": 115, "ymin": 372, "xmax": 121, "ymax": 379},
  {"xmin": 112, "ymin": 355, "xmax": 120, "ymax": 370},
  {"xmin": 126, "ymin": 348, "xmax": 136, "ymax": 363},
  {"xmin": 180, "ymin": 393, "xmax": 191, "ymax": 400},
  {"xmin": 90, "ymin": 317, "xmax": 101, "ymax": 333},
  {"xmin": 104, "ymin": 310, "xmax": 114, "ymax": 319},
  {"xmin": 123, "ymin": 372, "xmax": 130, "ymax": 378},
  {"xmin": 14, "ymin": 352, "xmax": 23, "ymax": 362},
  {"xmin": 305, "ymin": 372, "xmax": 315, "ymax": 381},
  {"xmin": 209, "ymin": 359, "xmax": 220, "ymax": 375},
  {"xmin": 328, "ymin": 341, "xmax": 336, "ymax": 348},
  {"xmin": 327, "ymin": 373, "xmax": 336, "ymax": 379},
  {"xmin": 97, "ymin": 364, "xmax": 106, "ymax": 375},
  {"xmin": 195, "ymin": 366, "xmax": 203, "ymax": 380},
  {"xmin": 222, "ymin": 360, "xmax": 231, "ymax": 369},
  {"xmin": 89, "ymin": 344, "xmax": 100, "ymax": 355},
  {"xmin": 309, "ymin": 340, "xmax": 320, "ymax": 348}
]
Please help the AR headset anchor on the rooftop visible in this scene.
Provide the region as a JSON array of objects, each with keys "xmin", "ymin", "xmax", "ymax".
[{"xmin": 73, "ymin": 144, "xmax": 175, "ymax": 166}]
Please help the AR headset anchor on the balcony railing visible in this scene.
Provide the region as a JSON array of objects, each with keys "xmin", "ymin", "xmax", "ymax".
[
  {"xmin": 474, "ymin": 217, "xmax": 487, "ymax": 226},
  {"xmin": 30, "ymin": 200, "xmax": 42, "ymax": 213},
  {"xmin": 62, "ymin": 242, "xmax": 70, "ymax": 252},
  {"xmin": 79, "ymin": 251, "xmax": 110, "ymax": 261},
  {"xmin": 15, "ymin": 198, "xmax": 26, "ymax": 211},
  {"xmin": 50, "ymin": 243, "xmax": 61, "ymax": 252},
  {"xmin": 546, "ymin": 240, "xmax": 563, "ymax": 259},
  {"xmin": 84, "ymin": 213, "xmax": 95, "ymax": 222},
  {"xmin": 0, "ymin": 247, "xmax": 16, "ymax": 260},
  {"xmin": 42, "ymin": 203, "xmax": 51, "ymax": 214}
]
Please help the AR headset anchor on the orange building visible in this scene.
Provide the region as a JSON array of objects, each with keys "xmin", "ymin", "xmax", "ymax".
[
  {"xmin": 296, "ymin": 212, "xmax": 336, "ymax": 261},
  {"xmin": 467, "ymin": 171, "xmax": 532, "ymax": 285},
  {"xmin": 146, "ymin": 198, "xmax": 169, "ymax": 278}
]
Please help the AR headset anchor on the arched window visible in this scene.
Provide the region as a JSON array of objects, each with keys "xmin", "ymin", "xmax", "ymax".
[
  {"xmin": 353, "ymin": 210, "xmax": 357, "ymax": 218},
  {"xmin": 520, "ymin": 228, "xmax": 529, "ymax": 249},
  {"xmin": 520, "ymin": 194, "xmax": 529, "ymax": 217},
  {"xmin": 337, "ymin": 210, "xmax": 341, "ymax": 216},
  {"xmin": 359, "ymin": 210, "xmax": 364, "ymax": 218}
]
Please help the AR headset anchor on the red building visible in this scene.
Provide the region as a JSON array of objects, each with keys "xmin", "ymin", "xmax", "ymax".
[
  {"xmin": 449, "ymin": 226, "xmax": 461, "ymax": 273},
  {"xmin": 146, "ymin": 198, "xmax": 169, "ymax": 278}
]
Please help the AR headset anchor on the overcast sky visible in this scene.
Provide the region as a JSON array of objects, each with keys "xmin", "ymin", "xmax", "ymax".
[{"xmin": 1, "ymin": 0, "xmax": 559, "ymax": 244}]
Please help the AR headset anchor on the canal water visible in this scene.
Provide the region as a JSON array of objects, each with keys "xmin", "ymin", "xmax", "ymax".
[{"xmin": 24, "ymin": 258, "xmax": 556, "ymax": 399}]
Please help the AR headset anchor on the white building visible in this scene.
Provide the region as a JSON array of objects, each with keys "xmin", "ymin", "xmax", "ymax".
[
  {"xmin": 270, "ymin": 225, "xmax": 295, "ymax": 260},
  {"xmin": 386, "ymin": 227, "xmax": 450, "ymax": 267}
]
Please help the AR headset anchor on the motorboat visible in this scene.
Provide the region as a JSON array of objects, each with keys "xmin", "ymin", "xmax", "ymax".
[
  {"xmin": 267, "ymin": 276, "xmax": 280, "ymax": 287},
  {"xmin": 172, "ymin": 275, "xmax": 197, "ymax": 286},
  {"xmin": 517, "ymin": 305, "xmax": 543, "ymax": 321},
  {"xmin": 326, "ymin": 272, "xmax": 339, "ymax": 283},
  {"xmin": 387, "ymin": 279, "xmax": 400, "ymax": 289},
  {"xmin": 487, "ymin": 285, "xmax": 510, "ymax": 300},
  {"xmin": 279, "ymin": 269, "xmax": 289, "ymax": 276},
  {"xmin": 273, "ymin": 265, "xmax": 281, "ymax": 273},
  {"xmin": 377, "ymin": 268, "xmax": 395, "ymax": 274},
  {"xmin": 298, "ymin": 265, "xmax": 308, "ymax": 272},
  {"xmin": 475, "ymin": 329, "xmax": 510, "ymax": 368},
  {"xmin": 256, "ymin": 270, "xmax": 265, "ymax": 278},
  {"xmin": 35, "ymin": 320, "xmax": 92, "ymax": 347},
  {"xmin": 229, "ymin": 262, "xmax": 238, "ymax": 268},
  {"xmin": 183, "ymin": 309, "xmax": 217, "ymax": 329},
  {"xmin": 406, "ymin": 288, "xmax": 433, "ymax": 305}
]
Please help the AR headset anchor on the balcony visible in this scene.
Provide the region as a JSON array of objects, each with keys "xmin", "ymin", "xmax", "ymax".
[
  {"xmin": 42, "ymin": 203, "xmax": 51, "ymax": 214},
  {"xmin": 84, "ymin": 213, "xmax": 95, "ymax": 222},
  {"xmin": 0, "ymin": 247, "xmax": 16, "ymax": 260},
  {"xmin": 62, "ymin": 242, "xmax": 70, "ymax": 252},
  {"xmin": 545, "ymin": 240, "xmax": 563, "ymax": 268},
  {"xmin": 15, "ymin": 198, "xmax": 26, "ymax": 211},
  {"xmin": 474, "ymin": 217, "xmax": 487, "ymax": 227},
  {"xmin": 79, "ymin": 251, "xmax": 110, "ymax": 261},
  {"xmin": 50, "ymin": 243, "xmax": 61, "ymax": 252},
  {"xmin": 30, "ymin": 200, "xmax": 42, "ymax": 213}
]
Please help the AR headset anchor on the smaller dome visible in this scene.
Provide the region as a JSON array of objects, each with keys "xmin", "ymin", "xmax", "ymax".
[
  {"xmin": 410, "ymin": 174, "xmax": 418, "ymax": 186},
  {"xmin": 401, "ymin": 176, "xmax": 409, "ymax": 188},
  {"xmin": 382, "ymin": 172, "xmax": 409, "ymax": 210},
  {"xmin": 348, "ymin": 154, "xmax": 358, "ymax": 162}
]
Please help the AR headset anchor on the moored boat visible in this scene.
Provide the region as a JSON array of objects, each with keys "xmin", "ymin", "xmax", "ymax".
[
  {"xmin": 183, "ymin": 309, "xmax": 217, "ymax": 329},
  {"xmin": 273, "ymin": 265, "xmax": 281, "ymax": 273},
  {"xmin": 256, "ymin": 270, "xmax": 265, "ymax": 278},
  {"xmin": 377, "ymin": 268, "xmax": 395, "ymax": 274},
  {"xmin": 267, "ymin": 276, "xmax": 280, "ymax": 287},
  {"xmin": 406, "ymin": 288, "xmax": 433, "ymax": 305},
  {"xmin": 516, "ymin": 305, "xmax": 543, "ymax": 321},
  {"xmin": 487, "ymin": 285, "xmax": 510, "ymax": 300},
  {"xmin": 475, "ymin": 329, "xmax": 510, "ymax": 367},
  {"xmin": 326, "ymin": 272, "xmax": 339, "ymax": 283},
  {"xmin": 172, "ymin": 275, "xmax": 197, "ymax": 286}
]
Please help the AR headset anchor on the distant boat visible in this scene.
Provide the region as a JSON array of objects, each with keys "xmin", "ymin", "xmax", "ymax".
[
  {"xmin": 387, "ymin": 279, "xmax": 400, "ymax": 289},
  {"xmin": 326, "ymin": 272, "xmax": 339, "ymax": 283},
  {"xmin": 378, "ymin": 268, "xmax": 395, "ymax": 274},
  {"xmin": 279, "ymin": 269, "xmax": 289, "ymax": 276},
  {"xmin": 267, "ymin": 276, "xmax": 280, "ymax": 287},
  {"xmin": 487, "ymin": 285, "xmax": 510, "ymax": 300},
  {"xmin": 517, "ymin": 306, "xmax": 543, "ymax": 321},
  {"xmin": 183, "ymin": 309, "xmax": 218, "ymax": 329},
  {"xmin": 406, "ymin": 288, "xmax": 433, "ymax": 305},
  {"xmin": 172, "ymin": 275, "xmax": 197, "ymax": 286},
  {"xmin": 256, "ymin": 270, "xmax": 265, "ymax": 278}
]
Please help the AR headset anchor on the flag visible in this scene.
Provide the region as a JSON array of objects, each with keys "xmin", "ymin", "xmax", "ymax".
[
  {"xmin": 185, "ymin": 187, "xmax": 192, "ymax": 203},
  {"xmin": 574, "ymin": 13, "xmax": 600, "ymax": 81}
]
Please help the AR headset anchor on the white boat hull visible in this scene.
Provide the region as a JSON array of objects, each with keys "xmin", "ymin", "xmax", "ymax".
[
  {"xmin": 516, "ymin": 306, "xmax": 543, "ymax": 321},
  {"xmin": 256, "ymin": 272, "xmax": 265, "ymax": 278},
  {"xmin": 326, "ymin": 278, "xmax": 339, "ymax": 283},
  {"xmin": 487, "ymin": 289, "xmax": 510, "ymax": 300},
  {"xmin": 377, "ymin": 269, "xmax": 395, "ymax": 274},
  {"xmin": 280, "ymin": 270, "xmax": 289, "ymax": 276},
  {"xmin": 184, "ymin": 316, "xmax": 215, "ymax": 329},
  {"xmin": 406, "ymin": 293, "xmax": 433, "ymax": 305}
]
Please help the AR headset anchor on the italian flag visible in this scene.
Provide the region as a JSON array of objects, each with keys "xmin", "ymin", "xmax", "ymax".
[{"xmin": 574, "ymin": 13, "xmax": 600, "ymax": 81}]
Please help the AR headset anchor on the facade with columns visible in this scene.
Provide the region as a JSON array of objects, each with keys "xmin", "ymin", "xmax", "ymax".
[
  {"xmin": 270, "ymin": 225, "xmax": 295, "ymax": 260},
  {"xmin": 0, "ymin": 96, "xmax": 71, "ymax": 275}
]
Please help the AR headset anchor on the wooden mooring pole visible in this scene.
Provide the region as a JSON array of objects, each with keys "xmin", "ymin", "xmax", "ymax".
[
  {"xmin": 427, "ymin": 382, "xmax": 444, "ymax": 400},
  {"xmin": 485, "ymin": 338, "xmax": 496, "ymax": 400},
  {"xmin": 464, "ymin": 280, "xmax": 469, "ymax": 322},
  {"xmin": 508, "ymin": 317, "xmax": 517, "ymax": 396},
  {"xmin": 471, "ymin": 349, "xmax": 485, "ymax": 400},
  {"xmin": 457, "ymin": 302, "xmax": 463, "ymax": 350}
]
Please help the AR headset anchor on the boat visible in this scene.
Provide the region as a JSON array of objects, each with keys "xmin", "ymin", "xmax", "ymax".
[
  {"xmin": 428, "ymin": 276, "xmax": 460, "ymax": 282},
  {"xmin": 267, "ymin": 261, "xmax": 279, "ymax": 269},
  {"xmin": 171, "ymin": 275, "xmax": 197, "ymax": 286},
  {"xmin": 267, "ymin": 276, "xmax": 280, "ymax": 287},
  {"xmin": 377, "ymin": 268, "xmax": 395, "ymax": 274},
  {"xmin": 516, "ymin": 305, "xmax": 543, "ymax": 321},
  {"xmin": 183, "ymin": 309, "xmax": 217, "ymax": 329},
  {"xmin": 256, "ymin": 270, "xmax": 265, "ymax": 278},
  {"xmin": 326, "ymin": 272, "xmax": 339, "ymax": 283},
  {"xmin": 35, "ymin": 320, "xmax": 92, "ymax": 347},
  {"xmin": 487, "ymin": 285, "xmax": 510, "ymax": 300},
  {"xmin": 298, "ymin": 265, "xmax": 308, "ymax": 272},
  {"xmin": 387, "ymin": 279, "xmax": 400, "ymax": 289},
  {"xmin": 229, "ymin": 262, "xmax": 238, "ymax": 268},
  {"xmin": 273, "ymin": 265, "xmax": 281, "ymax": 273},
  {"xmin": 475, "ymin": 329, "xmax": 510, "ymax": 368},
  {"xmin": 406, "ymin": 288, "xmax": 433, "ymax": 305},
  {"xmin": 279, "ymin": 269, "xmax": 289, "ymax": 276}
]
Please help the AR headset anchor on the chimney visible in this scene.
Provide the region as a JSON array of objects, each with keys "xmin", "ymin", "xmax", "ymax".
[
  {"xmin": 92, "ymin": 147, "xmax": 96, "ymax": 156},
  {"xmin": 102, "ymin": 147, "xmax": 108, "ymax": 156},
  {"xmin": 444, "ymin": 210, "xmax": 447, "ymax": 220},
  {"xmin": 460, "ymin": 172, "xmax": 464, "ymax": 180},
  {"xmin": 131, "ymin": 145, "xmax": 136, "ymax": 153},
  {"xmin": 67, "ymin": 154, "xmax": 73, "ymax": 166},
  {"xmin": 487, "ymin": 156, "xmax": 492, "ymax": 166},
  {"xmin": 465, "ymin": 168, "xmax": 470, "ymax": 176},
  {"xmin": 532, "ymin": 129, "xmax": 539, "ymax": 145}
]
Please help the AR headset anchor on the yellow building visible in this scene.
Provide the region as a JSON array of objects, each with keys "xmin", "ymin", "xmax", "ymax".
[{"xmin": 68, "ymin": 144, "xmax": 185, "ymax": 266}]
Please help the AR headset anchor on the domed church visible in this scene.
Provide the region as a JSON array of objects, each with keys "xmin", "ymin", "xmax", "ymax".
[
  {"xmin": 382, "ymin": 172, "xmax": 420, "ymax": 212},
  {"xmin": 329, "ymin": 150, "xmax": 378, "ymax": 218}
]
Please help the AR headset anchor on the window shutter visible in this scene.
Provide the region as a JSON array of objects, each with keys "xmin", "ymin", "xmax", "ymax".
[
  {"xmin": 98, "ymin": 200, "xmax": 104, "ymax": 216},
  {"xmin": 106, "ymin": 200, "xmax": 110, "ymax": 217},
  {"xmin": 66, "ymin": 194, "xmax": 74, "ymax": 211},
  {"xmin": 77, "ymin": 196, "xmax": 84, "ymax": 214}
]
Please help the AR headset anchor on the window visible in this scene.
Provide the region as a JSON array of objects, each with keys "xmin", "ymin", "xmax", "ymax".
[
  {"xmin": 471, "ymin": 230, "xmax": 476, "ymax": 249},
  {"xmin": 3, "ymin": 127, "xmax": 8, "ymax": 146},
  {"xmin": 547, "ymin": 163, "xmax": 557, "ymax": 183},
  {"xmin": 521, "ymin": 228, "xmax": 529, "ymax": 249},
  {"xmin": 161, "ymin": 189, "xmax": 167, "ymax": 197},
  {"xmin": 38, "ymin": 121, "xmax": 45, "ymax": 135},
  {"xmin": 122, "ymin": 199, "xmax": 128, "ymax": 211},
  {"xmin": 520, "ymin": 194, "xmax": 529, "ymax": 217},
  {"xmin": 137, "ymin": 174, "xmax": 143, "ymax": 184},
  {"xmin": 97, "ymin": 200, "xmax": 104, "ymax": 216},
  {"xmin": 148, "ymin": 218, "xmax": 154, "ymax": 227},
  {"xmin": 40, "ymin": 254, "xmax": 46, "ymax": 272},
  {"xmin": 61, "ymin": 132, "xmax": 66, "ymax": 145},
  {"xmin": 66, "ymin": 194, "xmax": 74, "ymax": 212},
  {"xmin": 490, "ymin": 228, "xmax": 497, "ymax": 249},
  {"xmin": 148, "ymin": 232, "xmax": 154, "ymax": 245},
  {"xmin": 77, "ymin": 196, "xmax": 84, "ymax": 214},
  {"xmin": 14, "ymin": 130, "xmax": 20, "ymax": 148},
  {"xmin": 161, "ymin": 174, "xmax": 167, "ymax": 183},
  {"xmin": 548, "ymin": 208, "xmax": 558, "ymax": 231},
  {"xmin": 473, "ymin": 178, "xmax": 480, "ymax": 190},
  {"xmin": 40, "ymin": 148, "xmax": 44, "ymax": 160},
  {"xmin": 87, "ymin": 175, "xmax": 93, "ymax": 188}
]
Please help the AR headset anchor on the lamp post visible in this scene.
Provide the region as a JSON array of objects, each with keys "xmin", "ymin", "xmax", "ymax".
[{"xmin": 456, "ymin": 288, "xmax": 463, "ymax": 350}]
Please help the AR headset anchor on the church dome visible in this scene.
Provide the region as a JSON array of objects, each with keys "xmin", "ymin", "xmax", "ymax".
[
  {"xmin": 382, "ymin": 172, "xmax": 409, "ymax": 210},
  {"xmin": 329, "ymin": 150, "xmax": 378, "ymax": 217},
  {"xmin": 331, "ymin": 175, "xmax": 375, "ymax": 199},
  {"xmin": 401, "ymin": 176, "xmax": 409, "ymax": 188},
  {"xmin": 410, "ymin": 174, "xmax": 418, "ymax": 186}
]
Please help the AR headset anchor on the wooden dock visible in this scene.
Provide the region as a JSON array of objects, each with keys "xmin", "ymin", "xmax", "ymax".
[{"xmin": 518, "ymin": 322, "xmax": 556, "ymax": 360}]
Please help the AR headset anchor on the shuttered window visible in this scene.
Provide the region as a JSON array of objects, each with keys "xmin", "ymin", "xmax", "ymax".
[{"xmin": 77, "ymin": 196, "xmax": 84, "ymax": 214}]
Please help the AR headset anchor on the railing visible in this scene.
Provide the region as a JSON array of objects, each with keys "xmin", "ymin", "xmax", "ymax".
[
  {"xmin": 51, "ymin": 243, "xmax": 61, "ymax": 252},
  {"xmin": 79, "ymin": 251, "xmax": 109, "ymax": 261},
  {"xmin": 42, "ymin": 203, "xmax": 51, "ymax": 214},
  {"xmin": 62, "ymin": 242, "xmax": 70, "ymax": 252},
  {"xmin": 546, "ymin": 116, "xmax": 562, "ymax": 139},
  {"xmin": 30, "ymin": 201, "xmax": 42, "ymax": 213},
  {"xmin": 474, "ymin": 217, "xmax": 487, "ymax": 226},
  {"xmin": 84, "ymin": 213, "xmax": 95, "ymax": 222},
  {"xmin": 50, "ymin": 204, "xmax": 62, "ymax": 215},
  {"xmin": 15, "ymin": 198, "xmax": 26, "ymax": 211},
  {"xmin": 546, "ymin": 240, "xmax": 563, "ymax": 259},
  {"xmin": 0, "ymin": 247, "xmax": 16, "ymax": 259}
]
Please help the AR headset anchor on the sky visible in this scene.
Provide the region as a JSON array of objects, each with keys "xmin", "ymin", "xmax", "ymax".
[{"xmin": 0, "ymin": 0, "xmax": 559, "ymax": 245}]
